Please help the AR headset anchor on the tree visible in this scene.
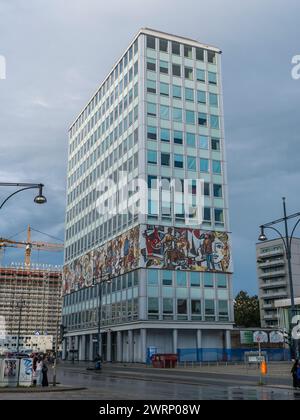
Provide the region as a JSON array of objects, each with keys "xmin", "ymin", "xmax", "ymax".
[{"xmin": 234, "ymin": 291, "xmax": 261, "ymax": 328}]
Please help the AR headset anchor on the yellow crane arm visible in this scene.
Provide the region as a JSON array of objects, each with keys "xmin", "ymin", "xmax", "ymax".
[{"xmin": 0, "ymin": 225, "xmax": 64, "ymax": 266}]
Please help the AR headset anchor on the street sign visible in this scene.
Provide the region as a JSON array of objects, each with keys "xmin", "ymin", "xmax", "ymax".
[
  {"xmin": 244, "ymin": 351, "xmax": 267, "ymax": 364},
  {"xmin": 253, "ymin": 331, "xmax": 268, "ymax": 343},
  {"xmin": 240, "ymin": 331, "xmax": 254, "ymax": 345},
  {"xmin": 248, "ymin": 356, "xmax": 265, "ymax": 363},
  {"xmin": 269, "ymin": 331, "xmax": 284, "ymax": 344}
]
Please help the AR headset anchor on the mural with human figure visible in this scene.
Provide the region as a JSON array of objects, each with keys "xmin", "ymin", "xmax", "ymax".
[
  {"xmin": 62, "ymin": 225, "xmax": 231, "ymax": 295},
  {"xmin": 63, "ymin": 226, "xmax": 140, "ymax": 294},
  {"xmin": 140, "ymin": 225, "xmax": 231, "ymax": 272},
  {"xmin": 93, "ymin": 226, "xmax": 140, "ymax": 280}
]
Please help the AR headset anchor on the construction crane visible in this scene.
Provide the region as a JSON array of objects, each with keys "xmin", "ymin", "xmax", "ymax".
[{"xmin": 0, "ymin": 225, "xmax": 64, "ymax": 267}]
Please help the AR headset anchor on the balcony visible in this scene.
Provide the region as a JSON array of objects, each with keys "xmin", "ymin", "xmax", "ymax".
[
  {"xmin": 262, "ymin": 303, "xmax": 275, "ymax": 309},
  {"xmin": 258, "ymin": 249, "xmax": 284, "ymax": 259},
  {"xmin": 261, "ymin": 291, "xmax": 288, "ymax": 299},
  {"xmin": 259, "ymin": 269, "xmax": 286, "ymax": 279},
  {"xmin": 258, "ymin": 259, "xmax": 285, "ymax": 269},
  {"xmin": 260, "ymin": 280, "xmax": 287, "ymax": 289},
  {"xmin": 263, "ymin": 313, "xmax": 279, "ymax": 321}
]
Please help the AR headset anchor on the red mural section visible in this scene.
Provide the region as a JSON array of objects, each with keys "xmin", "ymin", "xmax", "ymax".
[{"xmin": 140, "ymin": 225, "xmax": 231, "ymax": 273}]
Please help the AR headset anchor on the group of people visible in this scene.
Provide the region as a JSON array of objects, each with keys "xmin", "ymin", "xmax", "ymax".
[
  {"xmin": 291, "ymin": 359, "xmax": 300, "ymax": 389},
  {"xmin": 32, "ymin": 354, "xmax": 48, "ymax": 387}
]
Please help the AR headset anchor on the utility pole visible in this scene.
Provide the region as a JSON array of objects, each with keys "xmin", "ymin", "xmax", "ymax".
[
  {"xmin": 52, "ymin": 321, "xmax": 59, "ymax": 387},
  {"xmin": 97, "ymin": 282, "xmax": 102, "ymax": 358}
]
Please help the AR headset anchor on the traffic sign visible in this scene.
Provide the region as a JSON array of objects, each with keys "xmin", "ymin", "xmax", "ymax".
[{"xmin": 253, "ymin": 331, "xmax": 268, "ymax": 343}]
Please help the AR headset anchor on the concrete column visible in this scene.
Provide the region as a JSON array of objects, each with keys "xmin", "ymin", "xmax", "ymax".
[
  {"xmin": 225, "ymin": 330, "xmax": 232, "ymax": 362},
  {"xmin": 117, "ymin": 331, "xmax": 122, "ymax": 362},
  {"xmin": 139, "ymin": 273, "xmax": 147, "ymax": 320},
  {"xmin": 77, "ymin": 336, "xmax": 82, "ymax": 360},
  {"xmin": 79, "ymin": 335, "xmax": 86, "ymax": 361},
  {"xmin": 74, "ymin": 336, "xmax": 79, "ymax": 360},
  {"xmin": 196, "ymin": 330, "xmax": 202, "ymax": 362},
  {"xmin": 89, "ymin": 334, "xmax": 94, "ymax": 361},
  {"xmin": 67, "ymin": 336, "xmax": 72, "ymax": 360},
  {"xmin": 128, "ymin": 330, "xmax": 133, "ymax": 363},
  {"xmin": 173, "ymin": 329, "xmax": 178, "ymax": 354},
  {"xmin": 62, "ymin": 339, "xmax": 67, "ymax": 360},
  {"xmin": 74, "ymin": 335, "xmax": 78, "ymax": 349},
  {"xmin": 140, "ymin": 329, "xmax": 147, "ymax": 363},
  {"xmin": 107, "ymin": 330, "xmax": 112, "ymax": 362},
  {"xmin": 67, "ymin": 336, "xmax": 72, "ymax": 350}
]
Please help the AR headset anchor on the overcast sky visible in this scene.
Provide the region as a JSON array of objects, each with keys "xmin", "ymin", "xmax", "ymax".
[{"xmin": 0, "ymin": 0, "xmax": 299, "ymax": 294}]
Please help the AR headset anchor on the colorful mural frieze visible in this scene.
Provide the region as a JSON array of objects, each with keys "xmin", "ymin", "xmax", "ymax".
[
  {"xmin": 140, "ymin": 226, "xmax": 232, "ymax": 273},
  {"xmin": 63, "ymin": 226, "xmax": 140, "ymax": 295},
  {"xmin": 93, "ymin": 225, "xmax": 140, "ymax": 280},
  {"xmin": 63, "ymin": 224, "xmax": 232, "ymax": 295}
]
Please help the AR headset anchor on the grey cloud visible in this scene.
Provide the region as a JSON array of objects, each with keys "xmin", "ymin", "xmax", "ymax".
[{"xmin": 1, "ymin": 0, "xmax": 300, "ymax": 294}]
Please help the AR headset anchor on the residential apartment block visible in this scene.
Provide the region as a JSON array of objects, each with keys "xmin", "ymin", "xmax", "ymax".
[{"xmin": 257, "ymin": 238, "xmax": 300, "ymax": 327}]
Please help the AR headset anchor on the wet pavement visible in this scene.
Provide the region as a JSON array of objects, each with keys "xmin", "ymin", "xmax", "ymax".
[{"xmin": 1, "ymin": 364, "xmax": 300, "ymax": 400}]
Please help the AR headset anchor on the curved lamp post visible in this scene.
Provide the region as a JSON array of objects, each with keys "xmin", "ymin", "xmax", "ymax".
[
  {"xmin": 0, "ymin": 182, "xmax": 47, "ymax": 209},
  {"xmin": 258, "ymin": 197, "xmax": 300, "ymax": 359}
]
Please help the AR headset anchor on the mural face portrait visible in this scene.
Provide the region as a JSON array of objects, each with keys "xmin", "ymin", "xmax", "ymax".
[
  {"xmin": 213, "ymin": 237, "xmax": 226, "ymax": 264},
  {"xmin": 82, "ymin": 254, "xmax": 93, "ymax": 287}
]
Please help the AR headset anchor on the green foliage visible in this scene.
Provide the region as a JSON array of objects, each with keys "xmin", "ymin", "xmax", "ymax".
[{"xmin": 234, "ymin": 291, "xmax": 261, "ymax": 328}]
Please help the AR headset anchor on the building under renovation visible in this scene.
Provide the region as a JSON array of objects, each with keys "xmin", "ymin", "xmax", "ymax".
[{"xmin": 0, "ymin": 265, "xmax": 62, "ymax": 344}]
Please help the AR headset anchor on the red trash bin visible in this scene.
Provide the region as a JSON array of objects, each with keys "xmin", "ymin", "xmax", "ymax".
[
  {"xmin": 151, "ymin": 354, "xmax": 177, "ymax": 368},
  {"xmin": 151, "ymin": 354, "xmax": 164, "ymax": 368}
]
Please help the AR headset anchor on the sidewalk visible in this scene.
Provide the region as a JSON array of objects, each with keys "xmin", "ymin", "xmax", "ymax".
[
  {"xmin": 0, "ymin": 385, "xmax": 86, "ymax": 393},
  {"xmin": 176, "ymin": 362, "xmax": 292, "ymax": 378},
  {"xmin": 60, "ymin": 360, "xmax": 292, "ymax": 376}
]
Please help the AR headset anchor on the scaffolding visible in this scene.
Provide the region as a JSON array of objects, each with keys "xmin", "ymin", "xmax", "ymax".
[{"xmin": 0, "ymin": 265, "xmax": 62, "ymax": 340}]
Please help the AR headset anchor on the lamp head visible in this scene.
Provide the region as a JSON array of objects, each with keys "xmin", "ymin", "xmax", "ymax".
[
  {"xmin": 34, "ymin": 184, "xmax": 47, "ymax": 205},
  {"xmin": 258, "ymin": 227, "xmax": 267, "ymax": 242}
]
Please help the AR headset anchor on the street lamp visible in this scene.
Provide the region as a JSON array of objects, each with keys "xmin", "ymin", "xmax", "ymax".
[
  {"xmin": 16, "ymin": 300, "xmax": 26, "ymax": 353},
  {"xmin": 96, "ymin": 277, "xmax": 111, "ymax": 359},
  {"xmin": 0, "ymin": 182, "xmax": 47, "ymax": 209},
  {"xmin": 258, "ymin": 197, "xmax": 300, "ymax": 359}
]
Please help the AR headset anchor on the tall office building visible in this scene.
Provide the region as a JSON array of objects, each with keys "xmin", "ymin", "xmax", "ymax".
[
  {"xmin": 256, "ymin": 238, "xmax": 300, "ymax": 328},
  {"xmin": 62, "ymin": 28, "xmax": 234, "ymax": 362}
]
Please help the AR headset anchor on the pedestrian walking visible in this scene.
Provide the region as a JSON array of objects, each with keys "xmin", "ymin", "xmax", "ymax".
[
  {"xmin": 32, "ymin": 355, "xmax": 38, "ymax": 386},
  {"xmin": 36, "ymin": 356, "xmax": 43, "ymax": 386},
  {"xmin": 291, "ymin": 359, "xmax": 300, "ymax": 389},
  {"xmin": 94, "ymin": 354, "xmax": 102, "ymax": 370},
  {"xmin": 41, "ymin": 358, "xmax": 49, "ymax": 387}
]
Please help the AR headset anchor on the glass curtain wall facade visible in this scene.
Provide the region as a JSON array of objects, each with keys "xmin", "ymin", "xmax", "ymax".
[{"xmin": 62, "ymin": 29, "xmax": 234, "ymax": 363}]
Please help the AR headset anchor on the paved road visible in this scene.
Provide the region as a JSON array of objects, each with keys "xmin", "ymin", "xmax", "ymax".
[{"xmin": 1, "ymin": 363, "xmax": 300, "ymax": 400}]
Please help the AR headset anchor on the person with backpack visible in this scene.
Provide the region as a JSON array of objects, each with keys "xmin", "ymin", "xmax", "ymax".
[{"xmin": 291, "ymin": 359, "xmax": 300, "ymax": 389}]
